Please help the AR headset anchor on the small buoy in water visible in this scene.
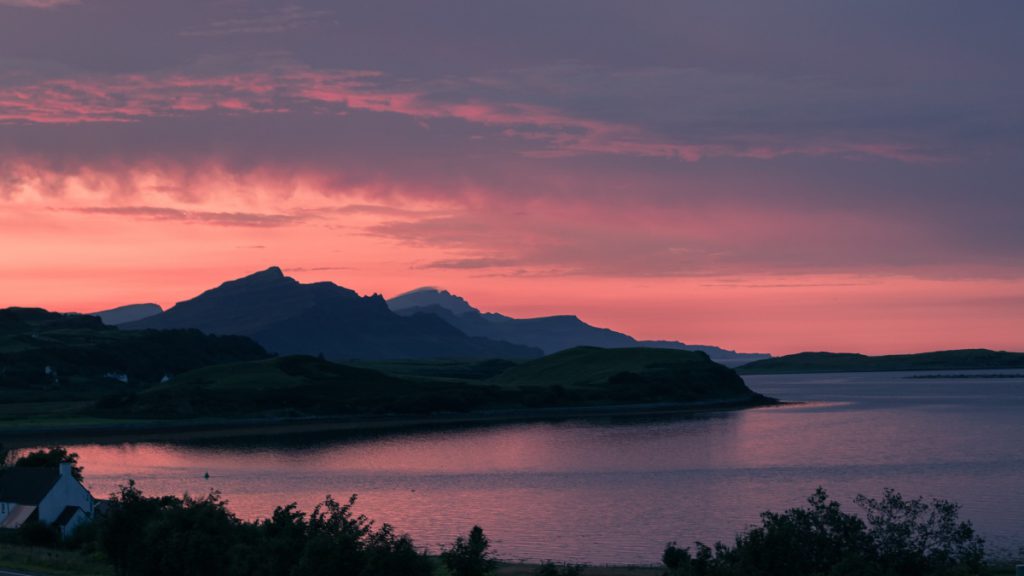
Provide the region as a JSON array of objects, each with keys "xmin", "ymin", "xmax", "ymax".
[{"xmin": 204, "ymin": 472, "xmax": 210, "ymax": 479}]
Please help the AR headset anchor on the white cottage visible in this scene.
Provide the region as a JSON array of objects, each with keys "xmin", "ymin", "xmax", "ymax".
[{"xmin": 0, "ymin": 463, "xmax": 94, "ymax": 538}]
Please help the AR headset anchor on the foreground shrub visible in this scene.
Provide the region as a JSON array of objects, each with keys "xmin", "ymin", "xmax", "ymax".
[
  {"xmin": 662, "ymin": 488, "xmax": 985, "ymax": 576},
  {"xmin": 441, "ymin": 525, "xmax": 497, "ymax": 576},
  {"xmin": 96, "ymin": 481, "xmax": 430, "ymax": 576},
  {"xmin": 18, "ymin": 520, "xmax": 60, "ymax": 547}
]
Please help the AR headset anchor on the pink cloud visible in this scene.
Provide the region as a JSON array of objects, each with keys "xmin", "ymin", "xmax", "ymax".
[
  {"xmin": 0, "ymin": 67, "xmax": 940, "ymax": 164},
  {"xmin": 67, "ymin": 206, "xmax": 306, "ymax": 227},
  {"xmin": 0, "ymin": 0, "xmax": 77, "ymax": 7}
]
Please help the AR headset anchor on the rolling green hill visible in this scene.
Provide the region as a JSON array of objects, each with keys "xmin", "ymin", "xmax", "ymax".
[
  {"xmin": 737, "ymin": 349, "xmax": 1024, "ymax": 374},
  {"xmin": 490, "ymin": 347, "xmax": 770, "ymax": 405},
  {"xmin": 0, "ymin": 307, "xmax": 269, "ymax": 401},
  {"xmin": 96, "ymin": 347, "xmax": 774, "ymax": 420},
  {"xmin": 102, "ymin": 355, "xmax": 508, "ymax": 418},
  {"xmin": 1, "ymin": 310, "xmax": 774, "ymax": 430}
]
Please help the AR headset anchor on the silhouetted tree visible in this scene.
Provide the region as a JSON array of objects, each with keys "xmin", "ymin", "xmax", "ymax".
[
  {"xmin": 661, "ymin": 488, "xmax": 986, "ymax": 576},
  {"xmin": 441, "ymin": 525, "xmax": 497, "ymax": 576},
  {"xmin": 95, "ymin": 485, "xmax": 433, "ymax": 576},
  {"xmin": 362, "ymin": 523, "xmax": 433, "ymax": 576},
  {"xmin": 253, "ymin": 503, "xmax": 309, "ymax": 576},
  {"xmin": 856, "ymin": 488, "xmax": 985, "ymax": 575},
  {"xmin": 15, "ymin": 446, "xmax": 84, "ymax": 481},
  {"xmin": 99, "ymin": 480, "xmax": 169, "ymax": 576},
  {"xmin": 293, "ymin": 495, "xmax": 370, "ymax": 576}
]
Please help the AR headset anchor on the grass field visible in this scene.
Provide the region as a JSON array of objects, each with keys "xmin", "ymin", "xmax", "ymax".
[
  {"xmin": 0, "ymin": 399, "xmax": 155, "ymax": 431},
  {"xmin": 0, "ymin": 544, "xmax": 665, "ymax": 576},
  {"xmin": 1, "ymin": 543, "xmax": 1017, "ymax": 575},
  {"xmin": 0, "ymin": 543, "xmax": 112, "ymax": 576},
  {"xmin": 489, "ymin": 347, "xmax": 719, "ymax": 389},
  {"xmin": 494, "ymin": 562, "xmax": 661, "ymax": 576}
]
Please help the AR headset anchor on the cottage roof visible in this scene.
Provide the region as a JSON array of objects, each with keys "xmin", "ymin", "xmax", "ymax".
[
  {"xmin": 0, "ymin": 467, "xmax": 60, "ymax": 505},
  {"xmin": 53, "ymin": 505, "xmax": 83, "ymax": 527},
  {"xmin": 0, "ymin": 504, "xmax": 36, "ymax": 529}
]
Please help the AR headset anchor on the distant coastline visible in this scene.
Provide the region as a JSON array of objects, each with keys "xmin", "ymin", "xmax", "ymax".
[
  {"xmin": 738, "ymin": 349, "xmax": 1024, "ymax": 375},
  {"xmin": 904, "ymin": 373, "xmax": 1024, "ymax": 379}
]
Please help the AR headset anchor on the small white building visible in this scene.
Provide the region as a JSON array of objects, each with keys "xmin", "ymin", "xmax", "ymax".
[{"xmin": 0, "ymin": 463, "xmax": 94, "ymax": 538}]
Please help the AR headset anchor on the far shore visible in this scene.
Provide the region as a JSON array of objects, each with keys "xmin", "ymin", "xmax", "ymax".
[{"xmin": 1, "ymin": 395, "xmax": 779, "ymax": 447}]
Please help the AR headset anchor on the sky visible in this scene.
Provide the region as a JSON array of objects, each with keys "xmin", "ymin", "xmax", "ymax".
[{"xmin": 1, "ymin": 0, "xmax": 1022, "ymax": 355}]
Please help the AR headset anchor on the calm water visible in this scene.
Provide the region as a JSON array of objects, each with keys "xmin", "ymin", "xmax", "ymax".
[{"xmin": 62, "ymin": 370, "xmax": 1024, "ymax": 564}]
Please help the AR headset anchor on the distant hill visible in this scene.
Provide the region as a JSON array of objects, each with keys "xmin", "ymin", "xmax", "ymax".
[
  {"xmin": 105, "ymin": 355, "xmax": 508, "ymax": 418},
  {"xmin": 0, "ymin": 309, "xmax": 775, "ymax": 426},
  {"xmin": 104, "ymin": 348, "xmax": 774, "ymax": 419},
  {"xmin": 123, "ymin": 268, "xmax": 541, "ymax": 361},
  {"xmin": 0, "ymin": 307, "xmax": 268, "ymax": 399},
  {"xmin": 90, "ymin": 303, "xmax": 163, "ymax": 326},
  {"xmin": 388, "ymin": 287, "xmax": 769, "ymax": 362},
  {"xmin": 490, "ymin": 346, "xmax": 773, "ymax": 406},
  {"xmin": 738, "ymin": 349, "xmax": 1024, "ymax": 374}
]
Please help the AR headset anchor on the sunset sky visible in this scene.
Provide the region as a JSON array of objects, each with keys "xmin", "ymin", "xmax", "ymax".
[{"xmin": 1, "ymin": 1, "xmax": 1022, "ymax": 355}]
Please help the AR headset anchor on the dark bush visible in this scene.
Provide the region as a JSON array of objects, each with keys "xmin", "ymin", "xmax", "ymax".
[
  {"xmin": 18, "ymin": 519, "xmax": 60, "ymax": 547},
  {"xmin": 94, "ymin": 483, "xmax": 434, "ymax": 576},
  {"xmin": 441, "ymin": 525, "xmax": 497, "ymax": 576},
  {"xmin": 661, "ymin": 488, "xmax": 986, "ymax": 576},
  {"xmin": 14, "ymin": 446, "xmax": 84, "ymax": 481}
]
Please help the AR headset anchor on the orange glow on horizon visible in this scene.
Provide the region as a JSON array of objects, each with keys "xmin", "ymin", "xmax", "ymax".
[{"xmin": 2, "ymin": 168, "xmax": 1022, "ymax": 358}]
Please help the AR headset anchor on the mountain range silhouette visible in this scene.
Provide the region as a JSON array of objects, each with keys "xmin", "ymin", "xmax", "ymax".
[
  {"xmin": 388, "ymin": 287, "xmax": 768, "ymax": 362},
  {"xmin": 123, "ymin": 267, "xmax": 541, "ymax": 361},
  {"xmin": 115, "ymin": 267, "xmax": 768, "ymax": 363}
]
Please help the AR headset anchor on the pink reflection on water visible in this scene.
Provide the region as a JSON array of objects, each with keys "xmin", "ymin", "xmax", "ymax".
[{"xmin": 52, "ymin": 383, "xmax": 1024, "ymax": 565}]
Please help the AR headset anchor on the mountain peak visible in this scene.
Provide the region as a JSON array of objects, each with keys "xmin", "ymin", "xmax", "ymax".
[
  {"xmin": 122, "ymin": 270, "xmax": 540, "ymax": 361},
  {"xmin": 394, "ymin": 286, "xmax": 443, "ymax": 297},
  {"xmin": 214, "ymin": 266, "xmax": 294, "ymax": 290},
  {"xmin": 247, "ymin": 266, "xmax": 284, "ymax": 280},
  {"xmin": 90, "ymin": 303, "xmax": 164, "ymax": 326},
  {"xmin": 388, "ymin": 287, "xmax": 479, "ymax": 316}
]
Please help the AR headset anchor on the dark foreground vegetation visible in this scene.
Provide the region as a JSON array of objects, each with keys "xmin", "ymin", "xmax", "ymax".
[
  {"xmin": 0, "ymin": 443, "xmax": 83, "ymax": 480},
  {"xmin": 1, "ymin": 448, "xmax": 1007, "ymax": 576},
  {"xmin": 3, "ymin": 485, "xmax": 1007, "ymax": 576},
  {"xmin": 738, "ymin": 349, "xmax": 1024, "ymax": 374},
  {"xmin": 662, "ymin": 488, "xmax": 989, "ymax": 576}
]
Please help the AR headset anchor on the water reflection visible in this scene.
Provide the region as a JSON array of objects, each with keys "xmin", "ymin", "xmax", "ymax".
[{"xmin": 64, "ymin": 370, "xmax": 1024, "ymax": 564}]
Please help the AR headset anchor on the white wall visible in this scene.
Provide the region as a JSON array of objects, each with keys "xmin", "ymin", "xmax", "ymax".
[{"xmin": 37, "ymin": 470, "xmax": 93, "ymax": 525}]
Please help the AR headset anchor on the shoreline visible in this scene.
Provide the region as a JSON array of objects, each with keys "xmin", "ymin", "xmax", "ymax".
[
  {"xmin": 1, "ymin": 395, "xmax": 779, "ymax": 447},
  {"xmin": 739, "ymin": 366, "xmax": 1024, "ymax": 376}
]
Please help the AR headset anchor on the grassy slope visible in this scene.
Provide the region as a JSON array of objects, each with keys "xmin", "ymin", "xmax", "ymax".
[
  {"xmin": 95, "ymin": 347, "xmax": 771, "ymax": 420},
  {"xmin": 490, "ymin": 346, "xmax": 764, "ymax": 404},
  {"xmin": 738, "ymin": 349, "xmax": 1024, "ymax": 374},
  {"xmin": 1, "ymin": 545, "xmax": 1016, "ymax": 576},
  {"xmin": 0, "ymin": 543, "xmax": 113, "ymax": 576},
  {"xmin": 2, "ymin": 311, "xmax": 772, "ymax": 428},
  {"xmin": 351, "ymin": 358, "xmax": 519, "ymax": 382},
  {"xmin": 109, "ymin": 355, "xmax": 506, "ymax": 418},
  {"xmin": 0, "ymin": 307, "xmax": 268, "ymax": 396},
  {"xmin": 0, "ymin": 308, "xmax": 270, "ymax": 428}
]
